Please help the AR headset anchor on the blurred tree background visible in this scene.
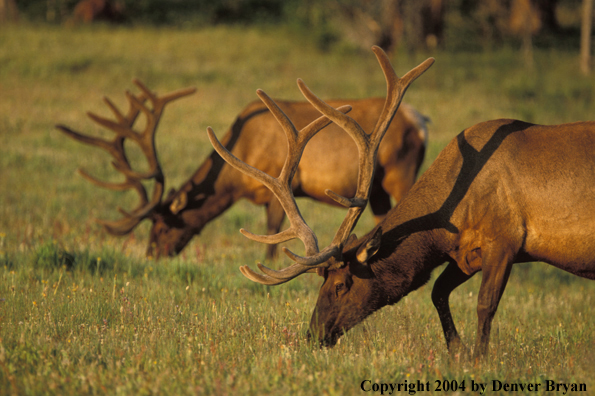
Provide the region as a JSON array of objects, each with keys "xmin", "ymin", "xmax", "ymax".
[{"xmin": 1, "ymin": 0, "xmax": 593, "ymax": 70}]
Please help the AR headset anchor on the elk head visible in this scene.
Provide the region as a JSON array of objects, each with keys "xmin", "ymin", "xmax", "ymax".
[
  {"xmin": 208, "ymin": 46, "xmax": 433, "ymax": 346},
  {"xmin": 57, "ymin": 79, "xmax": 196, "ymax": 258},
  {"xmin": 145, "ymin": 192, "xmax": 198, "ymax": 258}
]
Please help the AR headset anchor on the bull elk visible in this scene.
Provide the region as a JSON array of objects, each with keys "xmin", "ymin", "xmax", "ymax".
[
  {"xmin": 209, "ymin": 46, "xmax": 595, "ymax": 358},
  {"xmin": 57, "ymin": 78, "xmax": 429, "ymax": 260}
]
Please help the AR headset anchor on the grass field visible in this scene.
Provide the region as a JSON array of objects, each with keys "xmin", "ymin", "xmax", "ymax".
[{"xmin": 1, "ymin": 23, "xmax": 595, "ymax": 395}]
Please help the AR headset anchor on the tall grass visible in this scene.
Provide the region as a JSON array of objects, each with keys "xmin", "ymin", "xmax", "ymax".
[{"xmin": 1, "ymin": 23, "xmax": 594, "ymax": 395}]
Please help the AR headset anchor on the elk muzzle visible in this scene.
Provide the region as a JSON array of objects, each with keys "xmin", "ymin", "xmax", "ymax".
[
  {"xmin": 147, "ymin": 217, "xmax": 196, "ymax": 259},
  {"xmin": 306, "ymin": 327, "xmax": 344, "ymax": 348},
  {"xmin": 306, "ymin": 304, "xmax": 346, "ymax": 348}
]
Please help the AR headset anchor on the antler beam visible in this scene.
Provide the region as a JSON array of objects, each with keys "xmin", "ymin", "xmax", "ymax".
[{"xmin": 57, "ymin": 80, "xmax": 196, "ymax": 235}]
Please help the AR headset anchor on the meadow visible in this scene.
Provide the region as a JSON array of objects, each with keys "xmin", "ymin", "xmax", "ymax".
[{"xmin": 1, "ymin": 23, "xmax": 595, "ymax": 395}]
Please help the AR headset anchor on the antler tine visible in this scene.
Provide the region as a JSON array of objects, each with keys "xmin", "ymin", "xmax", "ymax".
[
  {"xmin": 103, "ymin": 94, "xmax": 140, "ymax": 125},
  {"xmin": 78, "ymin": 168, "xmax": 146, "ymax": 193},
  {"xmin": 95, "ymin": 185, "xmax": 163, "ymax": 236},
  {"xmin": 239, "ymin": 262, "xmax": 321, "ymax": 286},
  {"xmin": 57, "ymin": 80, "xmax": 195, "ymax": 235},
  {"xmin": 133, "ymin": 79, "xmax": 196, "ymax": 103},
  {"xmin": 57, "ymin": 124, "xmax": 116, "ymax": 154},
  {"xmin": 369, "ymin": 46, "xmax": 434, "ymax": 148},
  {"xmin": 255, "ymin": 89, "xmax": 340, "ymax": 186},
  {"xmin": 123, "ymin": 83, "xmax": 196, "ymax": 181},
  {"xmin": 57, "ymin": 123, "xmax": 151, "ymax": 211},
  {"xmin": 239, "ymin": 265, "xmax": 289, "ymax": 286}
]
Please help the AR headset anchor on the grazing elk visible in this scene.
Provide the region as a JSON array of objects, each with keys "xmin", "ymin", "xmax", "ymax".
[
  {"xmin": 209, "ymin": 46, "xmax": 595, "ymax": 358},
  {"xmin": 58, "ymin": 81, "xmax": 429, "ymax": 260}
]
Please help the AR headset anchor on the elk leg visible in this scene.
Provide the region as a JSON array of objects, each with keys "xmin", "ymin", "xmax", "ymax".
[
  {"xmin": 474, "ymin": 250, "xmax": 513, "ymax": 358},
  {"xmin": 265, "ymin": 197, "xmax": 286, "ymax": 260},
  {"xmin": 369, "ymin": 186, "xmax": 392, "ymax": 224},
  {"xmin": 431, "ymin": 261, "xmax": 473, "ymax": 355},
  {"xmin": 378, "ymin": 165, "xmax": 417, "ymax": 221}
]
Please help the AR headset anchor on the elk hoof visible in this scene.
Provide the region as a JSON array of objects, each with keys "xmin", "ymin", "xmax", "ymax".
[{"xmin": 447, "ymin": 340, "xmax": 471, "ymax": 361}]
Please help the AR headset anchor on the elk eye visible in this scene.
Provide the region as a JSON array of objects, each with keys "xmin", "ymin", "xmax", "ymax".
[{"xmin": 335, "ymin": 282, "xmax": 345, "ymax": 297}]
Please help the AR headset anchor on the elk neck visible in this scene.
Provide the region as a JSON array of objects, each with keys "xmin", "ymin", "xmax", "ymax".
[
  {"xmin": 362, "ymin": 177, "xmax": 456, "ymax": 307},
  {"xmin": 369, "ymin": 225, "xmax": 447, "ymax": 306},
  {"xmin": 168, "ymin": 107, "xmax": 270, "ymax": 222}
]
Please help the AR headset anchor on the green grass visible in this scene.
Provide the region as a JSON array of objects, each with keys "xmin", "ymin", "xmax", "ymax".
[{"xmin": 1, "ymin": 23, "xmax": 594, "ymax": 395}]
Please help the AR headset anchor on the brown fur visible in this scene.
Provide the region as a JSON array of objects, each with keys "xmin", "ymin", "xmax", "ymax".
[
  {"xmin": 0, "ymin": 0, "xmax": 18, "ymax": 22},
  {"xmin": 72, "ymin": 0, "xmax": 123, "ymax": 23},
  {"xmin": 310, "ymin": 119, "xmax": 595, "ymax": 357},
  {"xmin": 148, "ymin": 99, "xmax": 428, "ymax": 259}
]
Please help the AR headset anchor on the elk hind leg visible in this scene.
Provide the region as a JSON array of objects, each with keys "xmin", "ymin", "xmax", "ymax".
[
  {"xmin": 264, "ymin": 197, "xmax": 286, "ymax": 260},
  {"xmin": 380, "ymin": 164, "xmax": 418, "ymax": 216},
  {"xmin": 369, "ymin": 188, "xmax": 392, "ymax": 224},
  {"xmin": 431, "ymin": 261, "xmax": 473, "ymax": 355}
]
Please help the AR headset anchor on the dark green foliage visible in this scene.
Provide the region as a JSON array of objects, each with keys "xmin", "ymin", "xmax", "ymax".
[
  {"xmin": 32, "ymin": 241, "xmax": 75, "ymax": 271},
  {"xmin": 28, "ymin": 241, "xmax": 218, "ymax": 287},
  {"xmin": 14, "ymin": 0, "xmax": 295, "ymax": 25},
  {"xmin": 0, "ymin": 252, "xmax": 14, "ymax": 270},
  {"xmin": 10, "ymin": 0, "xmax": 586, "ymax": 53}
]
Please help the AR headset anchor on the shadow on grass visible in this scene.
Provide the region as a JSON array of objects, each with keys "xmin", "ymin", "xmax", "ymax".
[{"xmin": 30, "ymin": 240, "xmax": 210, "ymax": 285}]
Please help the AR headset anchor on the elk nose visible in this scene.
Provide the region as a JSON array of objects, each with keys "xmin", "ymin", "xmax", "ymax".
[
  {"xmin": 146, "ymin": 242, "xmax": 157, "ymax": 259},
  {"xmin": 306, "ymin": 330, "xmax": 324, "ymax": 347},
  {"xmin": 306, "ymin": 329, "xmax": 329, "ymax": 349}
]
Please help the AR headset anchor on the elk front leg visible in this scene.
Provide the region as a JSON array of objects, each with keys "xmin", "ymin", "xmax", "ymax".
[
  {"xmin": 369, "ymin": 188, "xmax": 392, "ymax": 224},
  {"xmin": 265, "ymin": 197, "xmax": 286, "ymax": 260},
  {"xmin": 369, "ymin": 170, "xmax": 392, "ymax": 224},
  {"xmin": 431, "ymin": 261, "xmax": 473, "ymax": 355},
  {"xmin": 474, "ymin": 250, "xmax": 514, "ymax": 358}
]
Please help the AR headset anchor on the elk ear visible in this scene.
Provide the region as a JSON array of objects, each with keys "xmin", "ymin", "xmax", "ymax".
[
  {"xmin": 356, "ymin": 227, "xmax": 382, "ymax": 264},
  {"xmin": 345, "ymin": 233, "xmax": 358, "ymax": 247},
  {"xmin": 170, "ymin": 191, "xmax": 187, "ymax": 214}
]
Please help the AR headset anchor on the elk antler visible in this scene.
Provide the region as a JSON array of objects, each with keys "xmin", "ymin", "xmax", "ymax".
[
  {"xmin": 208, "ymin": 92, "xmax": 352, "ymax": 256},
  {"xmin": 208, "ymin": 46, "xmax": 434, "ymax": 285},
  {"xmin": 57, "ymin": 80, "xmax": 196, "ymax": 235}
]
